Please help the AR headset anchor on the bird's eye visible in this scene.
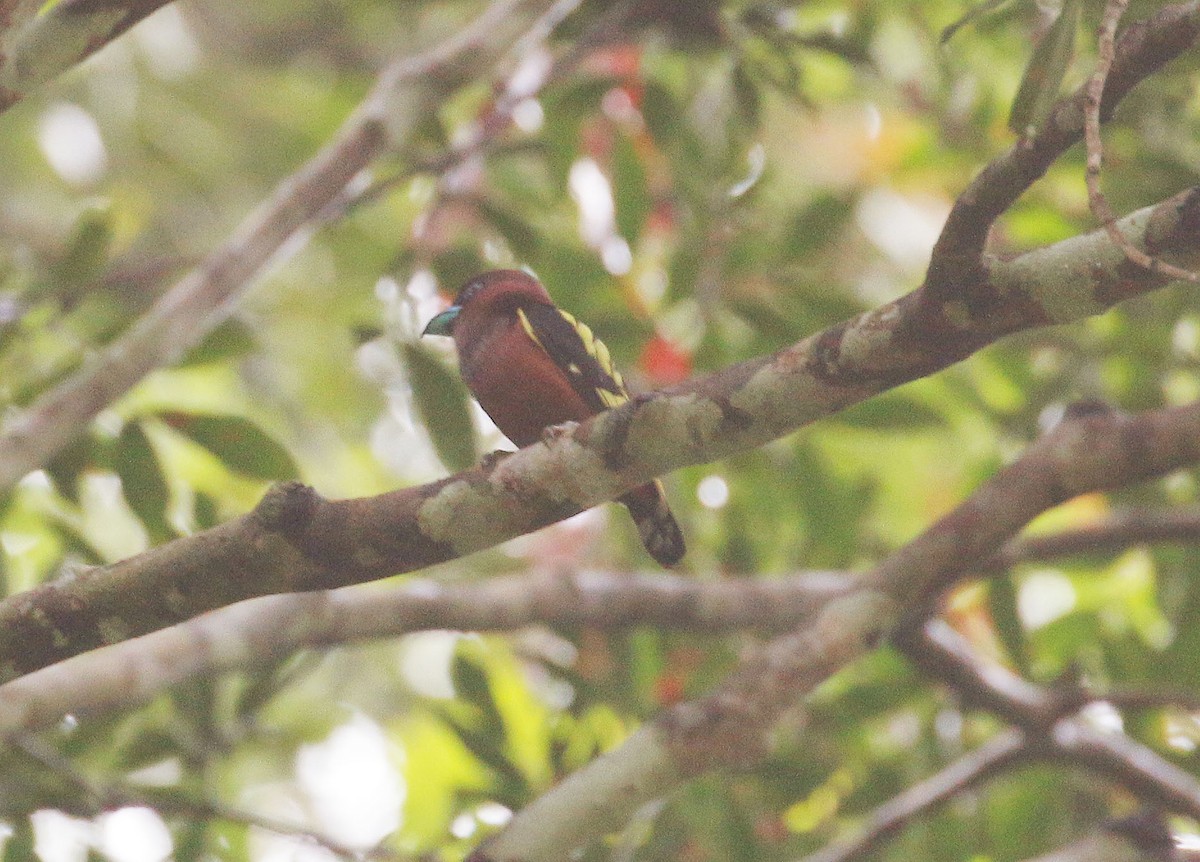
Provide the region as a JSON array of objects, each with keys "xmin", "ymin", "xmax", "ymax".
[{"xmin": 457, "ymin": 280, "xmax": 484, "ymax": 306}]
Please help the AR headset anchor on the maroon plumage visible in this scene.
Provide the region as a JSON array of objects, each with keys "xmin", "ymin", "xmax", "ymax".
[{"xmin": 422, "ymin": 269, "xmax": 685, "ymax": 566}]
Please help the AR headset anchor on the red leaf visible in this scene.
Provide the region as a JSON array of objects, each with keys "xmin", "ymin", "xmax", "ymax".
[
  {"xmin": 652, "ymin": 673, "xmax": 686, "ymax": 706},
  {"xmin": 639, "ymin": 334, "xmax": 692, "ymax": 385},
  {"xmin": 584, "ymin": 44, "xmax": 641, "ymax": 79}
]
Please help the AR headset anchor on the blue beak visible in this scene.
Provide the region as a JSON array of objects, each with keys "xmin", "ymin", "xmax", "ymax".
[{"xmin": 422, "ymin": 306, "xmax": 461, "ymax": 337}]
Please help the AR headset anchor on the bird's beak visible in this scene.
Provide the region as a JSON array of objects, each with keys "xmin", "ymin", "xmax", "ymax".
[{"xmin": 422, "ymin": 306, "xmax": 461, "ymax": 337}]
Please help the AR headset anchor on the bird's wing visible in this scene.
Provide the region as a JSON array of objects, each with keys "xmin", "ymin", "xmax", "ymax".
[{"xmin": 516, "ymin": 303, "xmax": 630, "ymax": 414}]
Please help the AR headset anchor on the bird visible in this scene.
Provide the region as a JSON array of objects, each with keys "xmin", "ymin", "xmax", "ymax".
[{"xmin": 422, "ymin": 269, "xmax": 685, "ymax": 566}]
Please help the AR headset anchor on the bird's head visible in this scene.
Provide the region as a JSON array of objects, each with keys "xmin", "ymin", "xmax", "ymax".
[{"xmin": 421, "ymin": 269, "xmax": 551, "ymax": 343}]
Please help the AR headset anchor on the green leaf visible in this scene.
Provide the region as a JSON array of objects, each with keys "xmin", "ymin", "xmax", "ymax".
[
  {"xmin": 114, "ymin": 421, "xmax": 174, "ymax": 542},
  {"xmin": 989, "ymin": 575, "xmax": 1030, "ymax": 675},
  {"xmin": 1008, "ymin": 0, "xmax": 1081, "ymax": 135},
  {"xmin": 728, "ymin": 295, "xmax": 800, "ymax": 343},
  {"xmin": 666, "ymin": 223, "xmax": 706, "ymax": 302},
  {"xmin": 731, "ymin": 60, "xmax": 764, "ymax": 129},
  {"xmin": 163, "ymin": 413, "xmax": 300, "ymax": 481},
  {"xmin": 810, "ymin": 649, "xmax": 919, "ymax": 720},
  {"xmin": 44, "ymin": 432, "xmax": 97, "ymax": 503},
  {"xmin": 451, "ymin": 650, "xmax": 503, "ymax": 728},
  {"xmin": 193, "ymin": 492, "xmax": 220, "ymax": 530},
  {"xmin": 783, "ymin": 193, "xmax": 853, "ymax": 260},
  {"xmin": 178, "ymin": 318, "xmax": 257, "ymax": 367},
  {"xmin": 48, "ymin": 201, "xmax": 113, "ymax": 292},
  {"xmin": 640, "ymin": 80, "xmax": 685, "ymax": 151},
  {"xmin": 439, "ymin": 649, "xmax": 531, "ymax": 806},
  {"xmin": 940, "ymin": 0, "xmax": 1021, "ymax": 44},
  {"xmin": 429, "ymin": 248, "xmax": 486, "ymax": 294},
  {"xmin": 834, "ymin": 393, "xmax": 945, "ymax": 430},
  {"xmin": 49, "ymin": 522, "xmax": 104, "ymax": 565},
  {"xmin": 2, "ymin": 818, "xmax": 35, "ymax": 861},
  {"xmin": 236, "ymin": 653, "xmax": 319, "ymax": 717},
  {"xmin": 611, "ymin": 131, "xmax": 651, "ymax": 243},
  {"xmin": 403, "ymin": 343, "xmax": 477, "ymax": 473},
  {"xmin": 476, "ymin": 199, "xmax": 540, "ymax": 260},
  {"xmin": 172, "ymin": 676, "xmax": 220, "ymax": 736},
  {"xmin": 173, "ymin": 819, "xmax": 209, "ymax": 862},
  {"xmin": 113, "ymin": 728, "xmax": 180, "ymax": 772}
]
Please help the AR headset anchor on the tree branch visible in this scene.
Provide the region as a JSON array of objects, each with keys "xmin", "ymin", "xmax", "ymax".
[
  {"xmin": 925, "ymin": 0, "xmax": 1200, "ymax": 296},
  {"xmin": 3, "ymin": 502, "xmax": 1197, "ymax": 738},
  {"xmin": 1051, "ymin": 722, "xmax": 1200, "ymax": 818},
  {"xmin": 6, "ymin": 734, "xmax": 405, "ymax": 861},
  {"xmin": 0, "ymin": 0, "xmax": 175, "ymax": 110},
  {"xmin": 1014, "ymin": 827, "xmax": 1175, "ymax": 862},
  {"xmin": 0, "ymin": 569, "xmax": 853, "ymax": 735},
  {"xmin": 0, "ymin": 0, "xmax": 563, "ymax": 494},
  {"xmin": 905, "ymin": 621, "xmax": 1200, "ymax": 817},
  {"xmin": 1083, "ymin": 0, "xmax": 1199, "ymax": 284},
  {"xmin": 0, "ymin": 187, "xmax": 1196, "ymax": 684},
  {"xmin": 468, "ymin": 400, "xmax": 1200, "ymax": 862},
  {"xmin": 902, "ymin": 619, "xmax": 1068, "ymax": 726},
  {"xmin": 796, "ymin": 729, "xmax": 1031, "ymax": 862},
  {"xmin": 788, "ymin": 506, "xmax": 1200, "ymax": 862},
  {"xmin": 994, "ymin": 506, "xmax": 1200, "ymax": 568}
]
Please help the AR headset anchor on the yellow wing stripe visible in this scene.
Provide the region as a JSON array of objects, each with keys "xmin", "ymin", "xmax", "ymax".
[
  {"xmin": 516, "ymin": 307, "xmax": 545, "ymax": 351},
  {"xmin": 597, "ymin": 389, "xmax": 626, "ymax": 408},
  {"xmin": 519, "ymin": 304, "xmax": 629, "ymax": 409},
  {"xmin": 557, "ymin": 309, "xmax": 628, "ymax": 396}
]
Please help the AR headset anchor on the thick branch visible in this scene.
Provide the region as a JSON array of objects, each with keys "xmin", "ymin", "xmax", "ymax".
[
  {"xmin": 0, "ymin": 190, "xmax": 1196, "ymax": 683},
  {"xmin": 9, "ymin": 502, "xmax": 1197, "ymax": 736},
  {"xmin": 469, "ymin": 400, "xmax": 1200, "ymax": 862},
  {"xmin": 5, "ymin": 503, "xmax": 1198, "ymax": 736},
  {"xmin": 0, "ymin": 0, "xmax": 558, "ymax": 494}
]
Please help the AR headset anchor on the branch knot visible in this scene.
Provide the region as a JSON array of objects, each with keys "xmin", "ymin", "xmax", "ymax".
[{"xmin": 253, "ymin": 481, "xmax": 320, "ymax": 539}]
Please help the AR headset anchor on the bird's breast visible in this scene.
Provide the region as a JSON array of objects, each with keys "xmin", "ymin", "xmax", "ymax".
[{"xmin": 460, "ymin": 320, "xmax": 595, "ymax": 448}]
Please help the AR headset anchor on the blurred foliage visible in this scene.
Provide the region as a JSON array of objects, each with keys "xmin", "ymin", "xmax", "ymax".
[{"xmin": 1, "ymin": 0, "xmax": 1199, "ymax": 859}]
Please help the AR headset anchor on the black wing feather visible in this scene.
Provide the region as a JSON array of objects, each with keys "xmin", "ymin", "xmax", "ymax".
[{"xmin": 518, "ymin": 303, "xmax": 628, "ymax": 414}]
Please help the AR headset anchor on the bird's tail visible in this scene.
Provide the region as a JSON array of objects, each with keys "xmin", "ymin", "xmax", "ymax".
[{"xmin": 620, "ymin": 480, "xmax": 685, "ymax": 567}]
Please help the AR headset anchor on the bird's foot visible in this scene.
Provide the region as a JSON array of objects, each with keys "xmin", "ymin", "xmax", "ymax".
[
  {"xmin": 541, "ymin": 420, "xmax": 580, "ymax": 445},
  {"xmin": 480, "ymin": 449, "xmax": 515, "ymax": 474}
]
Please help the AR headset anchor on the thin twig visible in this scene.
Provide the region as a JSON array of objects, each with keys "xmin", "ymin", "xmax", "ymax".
[
  {"xmin": 0, "ymin": 189, "xmax": 1197, "ymax": 685},
  {"xmin": 1100, "ymin": 686, "xmax": 1200, "ymax": 714},
  {"xmin": 325, "ymin": 0, "xmax": 633, "ymax": 225},
  {"xmin": 472, "ymin": 401, "xmax": 1200, "ymax": 862},
  {"xmin": 926, "ymin": 1, "xmax": 1200, "ymax": 296},
  {"xmin": 917, "ymin": 495, "xmax": 1200, "ymax": 605},
  {"xmin": 999, "ymin": 506, "xmax": 1200, "ymax": 566},
  {"xmin": 1083, "ymin": 0, "xmax": 1199, "ymax": 283},
  {"xmin": 6, "ymin": 734, "xmax": 407, "ymax": 861},
  {"xmin": 0, "ymin": 0, "xmax": 561, "ymax": 494},
  {"xmin": 902, "ymin": 621, "xmax": 1200, "ymax": 818}
]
